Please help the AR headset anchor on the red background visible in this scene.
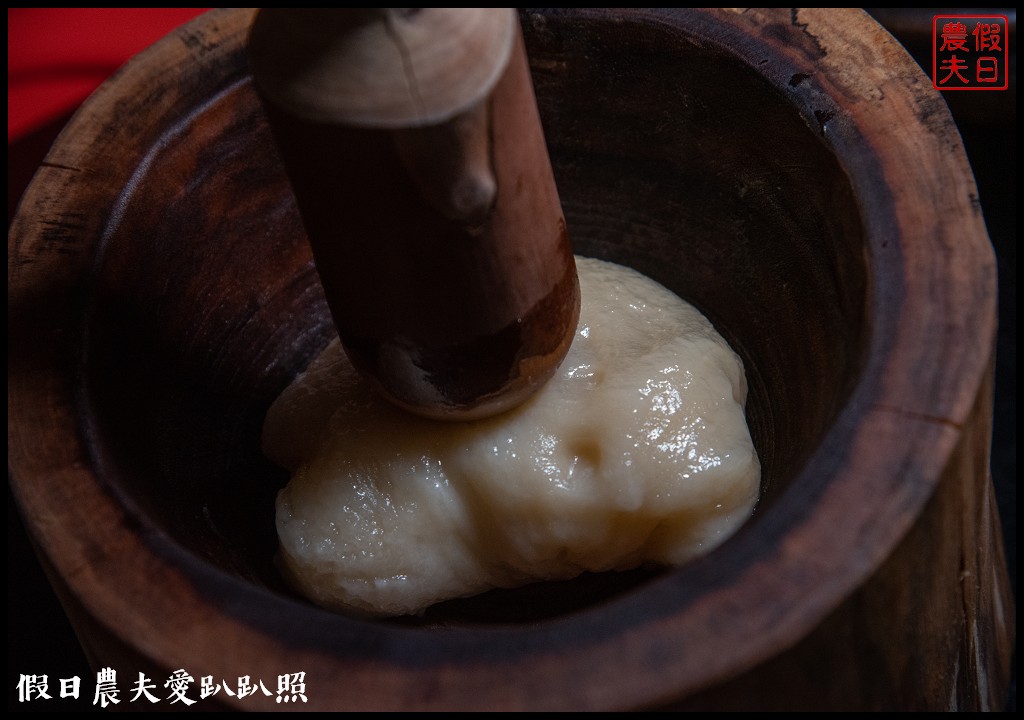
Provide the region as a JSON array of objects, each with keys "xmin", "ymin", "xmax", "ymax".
[{"xmin": 8, "ymin": 9, "xmax": 207, "ymax": 142}]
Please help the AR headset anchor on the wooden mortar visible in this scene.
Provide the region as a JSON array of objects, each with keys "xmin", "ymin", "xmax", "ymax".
[{"xmin": 7, "ymin": 8, "xmax": 1013, "ymax": 711}]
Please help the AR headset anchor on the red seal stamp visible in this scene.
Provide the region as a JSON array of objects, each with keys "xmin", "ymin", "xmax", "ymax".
[{"xmin": 932, "ymin": 15, "xmax": 1009, "ymax": 91}]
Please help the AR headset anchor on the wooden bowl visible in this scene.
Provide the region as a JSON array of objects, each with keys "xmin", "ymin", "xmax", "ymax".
[{"xmin": 8, "ymin": 8, "xmax": 1013, "ymax": 710}]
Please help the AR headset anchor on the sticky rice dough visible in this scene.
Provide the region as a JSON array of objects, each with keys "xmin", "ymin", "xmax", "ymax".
[{"xmin": 263, "ymin": 256, "xmax": 761, "ymax": 617}]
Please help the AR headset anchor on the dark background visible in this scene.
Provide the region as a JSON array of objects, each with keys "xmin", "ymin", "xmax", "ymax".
[{"xmin": 7, "ymin": 8, "xmax": 1015, "ymax": 712}]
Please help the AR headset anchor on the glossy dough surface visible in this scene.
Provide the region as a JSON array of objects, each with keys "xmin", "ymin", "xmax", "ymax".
[{"xmin": 264, "ymin": 257, "xmax": 760, "ymax": 616}]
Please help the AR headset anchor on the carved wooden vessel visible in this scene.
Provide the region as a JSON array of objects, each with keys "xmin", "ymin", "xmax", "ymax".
[{"xmin": 8, "ymin": 8, "xmax": 1013, "ymax": 711}]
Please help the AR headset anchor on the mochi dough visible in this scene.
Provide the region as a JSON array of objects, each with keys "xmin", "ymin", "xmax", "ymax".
[{"xmin": 264, "ymin": 256, "xmax": 760, "ymax": 616}]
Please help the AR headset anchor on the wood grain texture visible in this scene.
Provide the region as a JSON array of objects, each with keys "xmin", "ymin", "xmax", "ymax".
[
  {"xmin": 7, "ymin": 7, "xmax": 1012, "ymax": 710},
  {"xmin": 253, "ymin": 18, "xmax": 580, "ymax": 419},
  {"xmin": 249, "ymin": 9, "xmax": 516, "ymax": 127}
]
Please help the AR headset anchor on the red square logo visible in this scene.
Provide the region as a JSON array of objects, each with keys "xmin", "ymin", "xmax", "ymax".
[{"xmin": 933, "ymin": 15, "xmax": 1009, "ymax": 90}]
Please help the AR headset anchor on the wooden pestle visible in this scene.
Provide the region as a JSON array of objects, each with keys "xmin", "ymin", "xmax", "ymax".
[{"xmin": 248, "ymin": 9, "xmax": 580, "ymax": 420}]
